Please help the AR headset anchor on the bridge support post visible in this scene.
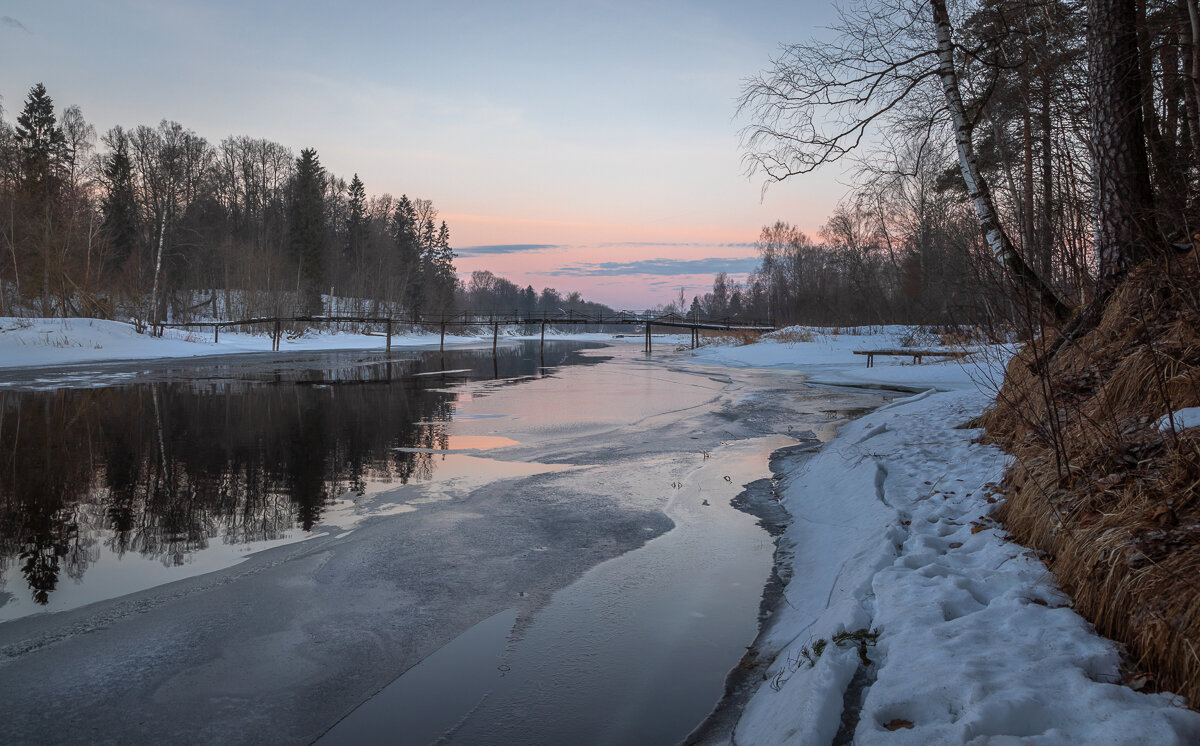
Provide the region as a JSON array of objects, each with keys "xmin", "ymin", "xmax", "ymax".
[
  {"xmin": 386, "ymin": 318, "xmax": 392, "ymax": 355},
  {"xmin": 493, "ymin": 322, "xmax": 499, "ymax": 356},
  {"xmin": 214, "ymin": 325, "xmax": 219, "ymax": 344},
  {"xmin": 440, "ymin": 319, "xmax": 446, "ymax": 352},
  {"xmin": 540, "ymin": 320, "xmax": 546, "ymax": 352},
  {"xmin": 645, "ymin": 323, "xmax": 651, "ymax": 353},
  {"xmin": 273, "ymin": 319, "xmax": 281, "ymax": 351}
]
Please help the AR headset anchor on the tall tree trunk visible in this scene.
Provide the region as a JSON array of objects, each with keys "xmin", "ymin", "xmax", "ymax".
[
  {"xmin": 1141, "ymin": 0, "xmax": 1187, "ymax": 222},
  {"xmin": 1022, "ymin": 30, "xmax": 1037, "ymax": 266},
  {"xmin": 930, "ymin": 0, "xmax": 1072, "ymax": 322},
  {"xmin": 3, "ymin": 200, "xmax": 17, "ymax": 314},
  {"xmin": 42, "ymin": 203, "xmax": 52, "ymax": 316},
  {"xmin": 148, "ymin": 202, "xmax": 168, "ymax": 326},
  {"xmin": 1186, "ymin": 0, "xmax": 1200, "ymax": 213},
  {"xmin": 1041, "ymin": 76, "xmax": 1056, "ymax": 280},
  {"xmin": 1161, "ymin": 27, "xmax": 1188, "ymax": 221},
  {"xmin": 1090, "ymin": 0, "xmax": 1158, "ymax": 278},
  {"xmin": 1024, "ymin": 105, "xmax": 1037, "ymax": 261}
]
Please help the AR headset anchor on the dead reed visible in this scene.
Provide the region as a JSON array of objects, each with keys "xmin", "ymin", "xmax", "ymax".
[
  {"xmin": 702, "ymin": 328, "xmax": 767, "ymax": 346},
  {"xmin": 983, "ymin": 258, "xmax": 1200, "ymax": 704},
  {"xmin": 766, "ymin": 326, "xmax": 816, "ymax": 344}
]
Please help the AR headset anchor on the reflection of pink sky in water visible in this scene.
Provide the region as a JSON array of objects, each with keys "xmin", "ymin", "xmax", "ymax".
[
  {"xmin": 448, "ymin": 347, "xmax": 724, "ymax": 438},
  {"xmin": 0, "ymin": 346, "xmax": 719, "ymax": 623},
  {"xmin": 393, "ymin": 435, "xmax": 521, "ymax": 452},
  {"xmin": 442, "ymin": 435, "xmax": 520, "ymax": 450}
]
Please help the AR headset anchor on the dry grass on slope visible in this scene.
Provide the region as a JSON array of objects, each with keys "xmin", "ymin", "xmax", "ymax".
[{"xmin": 982, "ymin": 258, "xmax": 1200, "ymax": 703}]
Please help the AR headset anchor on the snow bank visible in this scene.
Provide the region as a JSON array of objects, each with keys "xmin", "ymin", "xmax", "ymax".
[
  {"xmin": 0, "ymin": 317, "xmax": 615, "ymax": 370},
  {"xmin": 1156, "ymin": 407, "xmax": 1200, "ymax": 433},
  {"xmin": 689, "ymin": 326, "xmax": 1008, "ymax": 392},
  {"xmin": 686, "ymin": 330, "xmax": 1200, "ymax": 744}
]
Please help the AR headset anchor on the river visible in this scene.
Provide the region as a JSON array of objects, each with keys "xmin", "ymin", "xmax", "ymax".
[{"xmin": 0, "ymin": 339, "xmax": 883, "ymax": 745}]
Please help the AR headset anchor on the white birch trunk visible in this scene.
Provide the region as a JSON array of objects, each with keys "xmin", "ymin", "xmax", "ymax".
[
  {"xmin": 148, "ymin": 194, "xmax": 169, "ymax": 327},
  {"xmin": 931, "ymin": 0, "xmax": 1071, "ymax": 322}
]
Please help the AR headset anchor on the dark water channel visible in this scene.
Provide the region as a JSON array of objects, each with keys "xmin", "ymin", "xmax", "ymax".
[
  {"xmin": 0, "ymin": 342, "xmax": 601, "ymax": 618},
  {"xmin": 0, "ymin": 340, "xmax": 884, "ymax": 746}
]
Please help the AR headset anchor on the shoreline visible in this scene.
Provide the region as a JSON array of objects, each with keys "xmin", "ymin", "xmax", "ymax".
[
  {"xmin": 682, "ymin": 334, "xmax": 1200, "ymax": 744},
  {"xmin": 9, "ymin": 320, "xmax": 1199, "ymax": 741},
  {"xmin": 685, "ymin": 438, "xmax": 826, "ymax": 745},
  {"xmin": 0, "ymin": 315, "xmax": 634, "ymax": 372}
]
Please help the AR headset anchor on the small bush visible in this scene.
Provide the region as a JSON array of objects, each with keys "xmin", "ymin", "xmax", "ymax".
[
  {"xmin": 702, "ymin": 329, "xmax": 765, "ymax": 346},
  {"xmin": 768, "ymin": 327, "xmax": 816, "ymax": 344}
]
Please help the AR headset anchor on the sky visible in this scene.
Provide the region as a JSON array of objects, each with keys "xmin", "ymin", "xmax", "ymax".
[{"xmin": 0, "ymin": 0, "xmax": 848, "ymax": 309}]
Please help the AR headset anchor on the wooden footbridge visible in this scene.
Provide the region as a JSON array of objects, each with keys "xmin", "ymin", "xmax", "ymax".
[{"xmin": 148, "ymin": 310, "xmax": 776, "ymax": 353}]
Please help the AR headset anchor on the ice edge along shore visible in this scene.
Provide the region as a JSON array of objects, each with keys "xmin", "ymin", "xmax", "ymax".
[{"xmin": 687, "ymin": 332, "xmax": 1200, "ymax": 745}]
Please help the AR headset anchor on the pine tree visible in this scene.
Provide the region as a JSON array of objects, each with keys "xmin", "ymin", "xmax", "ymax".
[
  {"xmin": 391, "ymin": 195, "xmax": 421, "ymax": 312},
  {"xmin": 420, "ymin": 216, "xmax": 436, "ymax": 253},
  {"xmin": 414, "ymin": 217, "xmax": 439, "ymax": 316},
  {"xmin": 344, "ymin": 173, "xmax": 365, "ymax": 262},
  {"xmin": 14, "ymin": 83, "xmax": 67, "ymax": 196},
  {"xmin": 100, "ymin": 127, "xmax": 139, "ymax": 276},
  {"xmin": 289, "ymin": 148, "xmax": 327, "ymax": 315},
  {"xmin": 428, "ymin": 220, "xmax": 457, "ymax": 312},
  {"xmin": 1089, "ymin": 0, "xmax": 1157, "ymax": 279}
]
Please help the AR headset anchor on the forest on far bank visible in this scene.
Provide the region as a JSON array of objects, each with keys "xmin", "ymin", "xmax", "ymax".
[{"xmin": 0, "ymin": 83, "xmax": 619, "ymax": 326}]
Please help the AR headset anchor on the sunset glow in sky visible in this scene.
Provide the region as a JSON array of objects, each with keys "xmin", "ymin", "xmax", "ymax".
[{"xmin": 1, "ymin": 0, "xmax": 847, "ymax": 309}]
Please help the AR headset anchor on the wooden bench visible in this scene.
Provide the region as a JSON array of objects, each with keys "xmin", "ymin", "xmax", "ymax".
[{"xmin": 853, "ymin": 348, "xmax": 971, "ymax": 368}]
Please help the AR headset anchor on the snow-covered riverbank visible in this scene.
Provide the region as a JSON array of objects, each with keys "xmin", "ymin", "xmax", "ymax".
[
  {"xmin": 0, "ymin": 316, "xmax": 619, "ymax": 369},
  {"xmin": 686, "ymin": 328, "xmax": 1200, "ymax": 744},
  {"xmin": 7, "ymin": 318, "xmax": 1199, "ymax": 742},
  {"xmin": 0, "ymin": 332, "xmax": 877, "ymax": 744}
]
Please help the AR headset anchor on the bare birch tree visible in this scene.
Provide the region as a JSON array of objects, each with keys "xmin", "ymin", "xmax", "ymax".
[{"xmin": 739, "ymin": 0, "xmax": 1071, "ymax": 321}]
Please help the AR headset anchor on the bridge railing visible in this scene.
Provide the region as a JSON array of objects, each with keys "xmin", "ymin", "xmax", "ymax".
[{"xmin": 145, "ymin": 310, "xmax": 776, "ymax": 337}]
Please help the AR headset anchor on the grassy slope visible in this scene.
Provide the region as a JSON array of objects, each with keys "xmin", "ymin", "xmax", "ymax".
[{"xmin": 984, "ymin": 256, "xmax": 1200, "ymax": 703}]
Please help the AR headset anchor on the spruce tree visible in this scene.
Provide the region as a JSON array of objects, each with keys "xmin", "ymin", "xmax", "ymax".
[
  {"xmin": 100, "ymin": 128, "xmax": 139, "ymax": 275},
  {"xmin": 289, "ymin": 148, "xmax": 327, "ymax": 315},
  {"xmin": 14, "ymin": 83, "xmax": 67, "ymax": 196},
  {"xmin": 414, "ymin": 217, "xmax": 438, "ymax": 316},
  {"xmin": 391, "ymin": 195, "xmax": 421, "ymax": 312},
  {"xmin": 345, "ymin": 173, "xmax": 365, "ymax": 262},
  {"xmin": 429, "ymin": 220, "xmax": 457, "ymax": 312}
]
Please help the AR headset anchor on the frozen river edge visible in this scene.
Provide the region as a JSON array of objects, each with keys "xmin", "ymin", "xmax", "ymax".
[
  {"xmin": 684, "ymin": 333, "xmax": 1200, "ymax": 745},
  {"xmin": 0, "ymin": 328, "xmax": 885, "ymax": 744},
  {"xmin": 6, "ymin": 320, "xmax": 1200, "ymax": 743}
]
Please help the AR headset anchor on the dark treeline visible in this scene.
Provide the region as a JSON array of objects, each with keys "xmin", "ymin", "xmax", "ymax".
[
  {"xmin": 0, "ymin": 83, "xmax": 613, "ymax": 326},
  {"xmin": 0, "ymin": 83, "xmax": 456, "ymax": 322},
  {"xmin": 460, "ymin": 269, "xmax": 616, "ymax": 317},
  {"xmin": 706, "ymin": 0, "xmax": 1198, "ymax": 329}
]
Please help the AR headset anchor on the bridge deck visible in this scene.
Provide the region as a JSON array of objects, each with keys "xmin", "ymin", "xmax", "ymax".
[
  {"xmin": 151, "ymin": 312, "xmax": 775, "ymax": 333},
  {"xmin": 145, "ymin": 312, "xmax": 775, "ymax": 353}
]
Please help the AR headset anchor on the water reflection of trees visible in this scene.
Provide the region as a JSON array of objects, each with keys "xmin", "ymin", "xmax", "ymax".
[{"xmin": 0, "ymin": 376, "xmax": 454, "ymax": 604}]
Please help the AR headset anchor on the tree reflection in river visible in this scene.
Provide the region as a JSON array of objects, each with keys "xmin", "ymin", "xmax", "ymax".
[{"xmin": 0, "ymin": 341, "xmax": 602, "ymax": 605}]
